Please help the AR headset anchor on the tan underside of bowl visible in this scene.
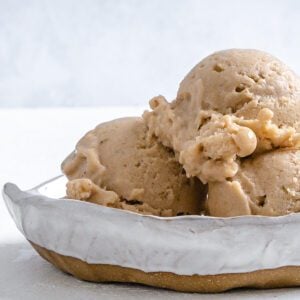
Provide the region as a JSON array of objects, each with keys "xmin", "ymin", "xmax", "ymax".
[{"xmin": 30, "ymin": 241, "xmax": 300, "ymax": 293}]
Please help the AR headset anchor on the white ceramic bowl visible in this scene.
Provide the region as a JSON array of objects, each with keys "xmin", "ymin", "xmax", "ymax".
[{"xmin": 3, "ymin": 176, "xmax": 300, "ymax": 277}]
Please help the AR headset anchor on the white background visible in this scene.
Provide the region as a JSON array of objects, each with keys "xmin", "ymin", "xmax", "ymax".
[{"xmin": 1, "ymin": 0, "xmax": 300, "ymax": 107}]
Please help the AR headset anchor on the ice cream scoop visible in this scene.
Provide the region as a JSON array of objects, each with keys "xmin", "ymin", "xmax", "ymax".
[
  {"xmin": 143, "ymin": 49, "xmax": 300, "ymax": 183},
  {"xmin": 178, "ymin": 49, "xmax": 300, "ymax": 117},
  {"xmin": 207, "ymin": 149, "xmax": 300, "ymax": 217},
  {"xmin": 62, "ymin": 117, "xmax": 205, "ymax": 216}
]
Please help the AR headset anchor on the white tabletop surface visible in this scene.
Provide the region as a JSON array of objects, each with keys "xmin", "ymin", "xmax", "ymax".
[{"xmin": 1, "ymin": 107, "xmax": 300, "ymax": 299}]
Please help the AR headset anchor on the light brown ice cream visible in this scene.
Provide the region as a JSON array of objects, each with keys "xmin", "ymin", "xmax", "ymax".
[
  {"xmin": 143, "ymin": 49, "xmax": 300, "ymax": 183},
  {"xmin": 62, "ymin": 49, "xmax": 300, "ymax": 218},
  {"xmin": 178, "ymin": 49, "xmax": 300, "ymax": 117},
  {"xmin": 178, "ymin": 107, "xmax": 300, "ymax": 183},
  {"xmin": 207, "ymin": 149, "xmax": 300, "ymax": 217},
  {"xmin": 143, "ymin": 49, "xmax": 300, "ymax": 216},
  {"xmin": 62, "ymin": 117, "xmax": 205, "ymax": 216}
]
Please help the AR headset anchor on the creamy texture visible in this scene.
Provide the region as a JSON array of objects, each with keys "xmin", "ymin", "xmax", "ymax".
[
  {"xmin": 178, "ymin": 49, "xmax": 300, "ymax": 119},
  {"xmin": 4, "ymin": 179, "xmax": 300, "ymax": 276},
  {"xmin": 62, "ymin": 117, "xmax": 205, "ymax": 216},
  {"xmin": 207, "ymin": 149, "xmax": 300, "ymax": 217},
  {"xmin": 145, "ymin": 100, "xmax": 300, "ymax": 183},
  {"xmin": 143, "ymin": 49, "xmax": 300, "ymax": 216},
  {"xmin": 144, "ymin": 50, "xmax": 300, "ymax": 154}
]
